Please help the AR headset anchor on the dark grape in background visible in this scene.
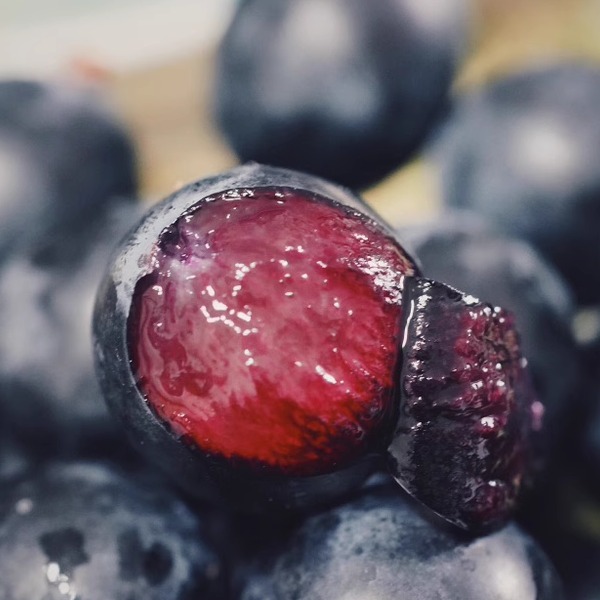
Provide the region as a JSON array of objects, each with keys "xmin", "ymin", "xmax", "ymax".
[
  {"xmin": 3, "ymin": 1, "xmax": 600, "ymax": 598},
  {"xmin": 0, "ymin": 80, "xmax": 141, "ymax": 463},
  {"xmin": 214, "ymin": 0, "xmax": 468, "ymax": 190},
  {"xmin": 399, "ymin": 213, "xmax": 583, "ymax": 458},
  {"xmin": 435, "ymin": 63, "xmax": 600, "ymax": 305},
  {"xmin": 0, "ymin": 80, "xmax": 137, "ymax": 257},
  {"xmin": 235, "ymin": 485, "xmax": 563, "ymax": 600},
  {"xmin": 0, "ymin": 462, "xmax": 227, "ymax": 600}
]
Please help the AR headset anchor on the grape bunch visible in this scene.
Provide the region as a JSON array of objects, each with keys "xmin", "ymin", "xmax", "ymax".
[{"xmin": 3, "ymin": 1, "xmax": 600, "ymax": 598}]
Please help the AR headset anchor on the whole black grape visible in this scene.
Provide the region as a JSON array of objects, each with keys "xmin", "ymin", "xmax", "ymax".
[
  {"xmin": 0, "ymin": 462, "xmax": 227, "ymax": 599},
  {"xmin": 0, "ymin": 79, "xmax": 137, "ymax": 256},
  {"xmin": 236, "ymin": 485, "xmax": 563, "ymax": 599},
  {"xmin": 215, "ymin": 0, "xmax": 468, "ymax": 189},
  {"xmin": 436, "ymin": 63, "xmax": 600, "ymax": 305},
  {"xmin": 0, "ymin": 79, "xmax": 141, "ymax": 460}
]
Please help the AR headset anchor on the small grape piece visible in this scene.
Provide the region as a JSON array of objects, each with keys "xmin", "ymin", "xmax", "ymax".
[{"xmin": 389, "ymin": 278, "xmax": 539, "ymax": 530}]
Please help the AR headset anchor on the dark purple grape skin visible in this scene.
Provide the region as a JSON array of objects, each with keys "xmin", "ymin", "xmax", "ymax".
[
  {"xmin": 0, "ymin": 79, "xmax": 138, "ymax": 258},
  {"xmin": 92, "ymin": 163, "xmax": 406, "ymax": 513},
  {"xmin": 0, "ymin": 199, "xmax": 143, "ymax": 461},
  {"xmin": 235, "ymin": 485, "xmax": 564, "ymax": 600},
  {"xmin": 0, "ymin": 462, "xmax": 227, "ymax": 600},
  {"xmin": 214, "ymin": 0, "xmax": 468, "ymax": 190},
  {"xmin": 435, "ymin": 63, "xmax": 600, "ymax": 305},
  {"xmin": 399, "ymin": 213, "xmax": 582, "ymax": 454}
]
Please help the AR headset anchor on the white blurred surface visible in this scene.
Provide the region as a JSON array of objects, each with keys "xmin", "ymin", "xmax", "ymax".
[{"xmin": 0, "ymin": 0, "xmax": 235, "ymax": 77}]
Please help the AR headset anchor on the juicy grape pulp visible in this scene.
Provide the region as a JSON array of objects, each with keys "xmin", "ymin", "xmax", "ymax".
[{"xmin": 128, "ymin": 188, "xmax": 417, "ymax": 476}]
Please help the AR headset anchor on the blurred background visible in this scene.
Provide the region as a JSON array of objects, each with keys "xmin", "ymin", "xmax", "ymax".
[
  {"xmin": 2, "ymin": 2, "xmax": 600, "ymax": 597},
  {"xmin": 2, "ymin": 0, "xmax": 600, "ymax": 224}
]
